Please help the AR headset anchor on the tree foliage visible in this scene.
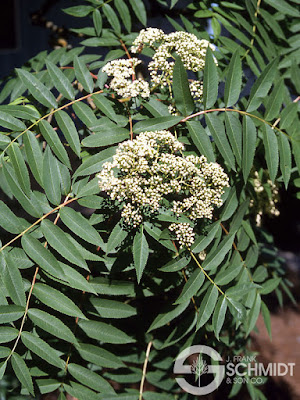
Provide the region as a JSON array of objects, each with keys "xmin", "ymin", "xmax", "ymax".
[{"xmin": 0, "ymin": 0, "xmax": 299, "ymax": 399}]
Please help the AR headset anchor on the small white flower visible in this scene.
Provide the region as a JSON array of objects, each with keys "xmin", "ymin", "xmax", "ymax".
[{"xmin": 98, "ymin": 130, "xmax": 229, "ymax": 238}]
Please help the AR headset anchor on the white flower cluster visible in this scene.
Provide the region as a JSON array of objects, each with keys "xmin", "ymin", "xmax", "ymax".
[
  {"xmin": 169, "ymin": 223, "xmax": 195, "ymax": 248},
  {"xmin": 131, "ymin": 28, "xmax": 215, "ymax": 95},
  {"xmin": 250, "ymin": 171, "xmax": 280, "ymax": 226},
  {"xmin": 102, "ymin": 58, "xmax": 150, "ymax": 99},
  {"xmin": 98, "ymin": 131, "xmax": 229, "ymax": 247}
]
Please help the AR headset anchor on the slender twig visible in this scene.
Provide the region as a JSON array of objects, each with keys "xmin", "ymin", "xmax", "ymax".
[
  {"xmin": 272, "ymin": 95, "xmax": 300, "ymax": 129},
  {"xmin": 0, "ymin": 197, "xmax": 77, "ymax": 253},
  {"xmin": 189, "ymin": 251, "xmax": 226, "ymax": 297},
  {"xmin": 139, "ymin": 341, "xmax": 153, "ymax": 400},
  {"xmin": 178, "ymin": 107, "xmax": 291, "ymax": 139},
  {"xmin": 182, "ymin": 269, "xmax": 199, "ymax": 314},
  {"xmin": 4, "ymin": 194, "xmax": 71, "ymax": 364},
  {"xmin": 2, "ymin": 90, "xmax": 103, "ymax": 155},
  {"xmin": 220, "ymin": 222, "xmax": 253, "ymax": 282}
]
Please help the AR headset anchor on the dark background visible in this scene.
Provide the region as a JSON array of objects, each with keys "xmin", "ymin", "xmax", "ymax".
[{"xmin": 0, "ymin": 0, "xmax": 83, "ymax": 80}]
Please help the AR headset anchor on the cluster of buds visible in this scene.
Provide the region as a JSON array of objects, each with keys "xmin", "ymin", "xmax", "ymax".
[
  {"xmin": 102, "ymin": 58, "xmax": 150, "ymax": 99},
  {"xmin": 131, "ymin": 28, "xmax": 215, "ymax": 99},
  {"xmin": 102, "ymin": 28, "xmax": 215, "ymax": 104},
  {"xmin": 250, "ymin": 171, "xmax": 280, "ymax": 226},
  {"xmin": 98, "ymin": 130, "xmax": 229, "ymax": 247}
]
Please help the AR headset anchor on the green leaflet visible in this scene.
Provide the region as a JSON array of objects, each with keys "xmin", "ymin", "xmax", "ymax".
[
  {"xmin": 59, "ymin": 206, "xmax": 105, "ymax": 249},
  {"xmin": 245, "ymin": 293, "xmax": 261, "ymax": 336},
  {"xmin": 46, "ymin": 60, "xmax": 75, "ymax": 100},
  {"xmin": 93, "ymin": 9, "xmax": 102, "ymax": 36},
  {"xmin": 73, "ymin": 100, "xmax": 98, "ymax": 128},
  {"xmin": 39, "ymin": 120, "xmax": 71, "ymax": 169},
  {"xmin": 159, "ymin": 256, "xmax": 191, "ymax": 272},
  {"xmin": 264, "ymin": 0, "xmax": 300, "ymax": 17},
  {"xmin": 82, "ymin": 126, "xmax": 129, "ymax": 147},
  {"xmin": 79, "ymin": 320, "xmax": 135, "ymax": 344},
  {"xmin": 261, "ymin": 301, "xmax": 272, "ymax": 339},
  {"xmin": 148, "ymin": 301, "xmax": 189, "ymax": 332},
  {"xmin": 16, "ymin": 69, "xmax": 58, "ymax": 109},
  {"xmin": 205, "ymin": 113, "xmax": 235, "ymax": 170},
  {"xmin": 215, "ymin": 261, "xmax": 243, "ymax": 286},
  {"xmin": 28, "ymin": 308, "xmax": 77, "ymax": 343},
  {"xmin": 212, "ymin": 296, "xmax": 227, "ymax": 340},
  {"xmin": 172, "ymin": 55, "xmax": 194, "ymax": 116},
  {"xmin": 0, "ymin": 305, "xmax": 24, "ymax": 324},
  {"xmin": 2, "ymin": 253, "xmax": 26, "ymax": 307},
  {"xmin": 191, "ymin": 222, "xmax": 220, "ymax": 253},
  {"xmin": 0, "ymin": 111, "xmax": 26, "ymax": 131},
  {"xmin": 74, "ymin": 56, "xmax": 94, "ymax": 93},
  {"xmin": 23, "ymin": 131, "xmax": 43, "ymax": 186},
  {"xmin": 197, "ymin": 285, "xmax": 219, "ymax": 329},
  {"xmin": 21, "ymin": 331, "xmax": 64, "ymax": 369},
  {"xmin": 262, "ymin": 124, "xmax": 279, "ymax": 182},
  {"xmin": 280, "ymin": 102, "xmax": 298, "ymax": 130},
  {"xmin": 92, "ymin": 93, "xmax": 128, "ymax": 126},
  {"xmin": 175, "ymin": 268, "xmax": 205, "ymax": 304},
  {"xmin": 0, "ymin": 327, "xmax": 18, "ymax": 344},
  {"xmin": 68, "ymin": 363, "xmax": 115, "ymax": 393},
  {"xmin": 11, "ymin": 353, "xmax": 34, "ymax": 395},
  {"xmin": 0, "ymin": 200, "xmax": 27, "ymax": 234},
  {"xmin": 224, "ymin": 50, "xmax": 242, "ymax": 107},
  {"xmin": 106, "ymin": 221, "xmax": 128, "ymax": 254},
  {"xmin": 246, "ymin": 58, "xmax": 278, "ymax": 112},
  {"xmin": 133, "ymin": 229, "xmax": 149, "ymax": 283},
  {"xmin": 59, "ymin": 262, "xmax": 97, "ymax": 294},
  {"xmin": 41, "ymin": 219, "xmax": 88, "ymax": 270},
  {"xmin": 63, "ymin": 5, "xmax": 93, "ymax": 17},
  {"xmin": 43, "ymin": 146, "xmax": 62, "ymax": 205},
  {"xmin": 242, "ymin": 115, "xmax": 257, "ymax": 181},
  {"xmin": 2, "ymin": 162, "xmax": 41, "ymax": 218},
  {"xmin": 21, "ymin": 234, "xmax": 64, "ymax": 277},
  {"xmin": 220, "ymin": 186, "xmax": 238, "ymax": 221},
  {"xmin": 115, "ymin": 0, "xmax": 131, "ymax": 32},
  {"xmin": 186, "ymin": 121, "xmax": 215, "ymax": 162},
  {"xmin": 278, "ymin": 133, "xmax": 292, "ymax": 189},
  {"xmin": 264, "ymin": 78, "xmax": 285, "ymax": 121},
  {"xmin": 128, "ymin": 0, "xmax": 147, "ymax": 25},
  {"xmin": 90, "ymin": 298, "xmax": 136, "ymax": 319},
  {"xmin": 133, "ymin": 116, "xmax": 182, "ymax": 133},
  {"xmin": 7, "ymin": 143, "xmax": 30, "ymax": 196},
  {"xmin": 64, "ymin": 381, "xmax": 99, "ymax": 400},
  {"xmin": 142, "ymin": 97, "xmax": 170, "ymax": 117},
  {"xmin": 33, "ymin": 283, "xmax": 87, "ymax": 319},
  {"xmin": 55, "ymin": 110, "xmax": 81, "ymax": 157},
  {"xmin": 75, "ymin": 343, "xmax": 125, "ymax": 368},
  {"xmin": 202, "ymin": 234, "xmax": 234, "ymax": 271},
  {"xmin": 102, "ymin": 4, "xmax": 121, "ymax": 33},
  {"xmin": 202, "ymin": 47, "xmax": 218, "ymax": 109},
  {"xmin": 73, "ymin": 146, "xmax": 115, "ymax": 178},
  {"xmin": 89, "ymin": 277, "xmax": 135, "ymax": 296},
  {"xmin": 0, "ymin": 361, "xmax": 7, "ymax": 380},
  {"xmin": 224, "ymin": 112, "xmax": 242, "ymax": 168}
]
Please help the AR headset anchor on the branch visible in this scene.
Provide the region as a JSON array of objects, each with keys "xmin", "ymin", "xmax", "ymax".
[
  {"xmin": 179, "ymin": 107, "xmax": 291, "ymax": 140},
  {"xmin": 0, "ymin": 197, "xmax": 77, "ymax": 253},
  {"xmin": 139, "ymin": 341, "xmax": 153, "ymax": 400},
  {"xmin": 4, "ymin": 194, "xmax": 72, "ymax": 364},
  {"xmin": 2, "ymin": 90, "xmax": 103, "ymax": 155}
]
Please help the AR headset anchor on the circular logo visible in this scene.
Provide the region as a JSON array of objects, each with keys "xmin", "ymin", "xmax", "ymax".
[{"xmin": 173, "ymin": 345, "xmax": 225, "ymax": 395}]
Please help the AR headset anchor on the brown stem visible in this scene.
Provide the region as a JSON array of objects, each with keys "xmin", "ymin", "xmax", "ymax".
[
  {"xmin": 0, "ymin": 197, "xmax": 77, "ymax": 253},
  {"xmin": 5, "ymin": 194, "xmax": 72, "ymax": 363},
  {"xmin": 2, "ymin": 90, "xmax": 103, "ymax": 155},
  {"xmin": 139, "ymin": 341, "xmax": 153, "ymax": 400}
]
